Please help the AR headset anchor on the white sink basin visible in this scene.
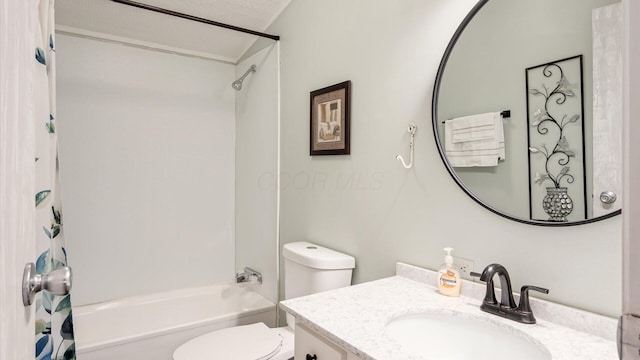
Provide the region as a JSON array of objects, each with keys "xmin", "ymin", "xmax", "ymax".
[{"xmin": 385, "ymin": 310, "xmax": 551, "ymax": 360}]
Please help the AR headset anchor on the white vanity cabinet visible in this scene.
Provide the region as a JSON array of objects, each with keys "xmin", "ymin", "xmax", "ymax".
[{"xmin": 294, "ymin": 322, "xmax": 361, "ymax": 360}]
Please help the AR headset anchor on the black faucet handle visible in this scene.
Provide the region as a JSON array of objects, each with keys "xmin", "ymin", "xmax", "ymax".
[
  {"xmin": 470, "ymin": 271, "xmax": 482, "ymax": 279},
  {"xmin": 517, "ymin": 285, "xmax": 549, "ymax": 313},
  {"xmin": 523, "ymin": 285, "xmax": 549, "ymax": 295}
]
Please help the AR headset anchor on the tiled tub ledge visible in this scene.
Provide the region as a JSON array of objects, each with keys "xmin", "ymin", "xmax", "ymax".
[{"xmin": 280, "ymin": 262, "xmax": 618, "ymax": 360}]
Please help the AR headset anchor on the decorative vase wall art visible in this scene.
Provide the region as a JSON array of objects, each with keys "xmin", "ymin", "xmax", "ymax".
[{"xmin": 526, "ymin": 55, "xmax": 587, "ymax": 222}]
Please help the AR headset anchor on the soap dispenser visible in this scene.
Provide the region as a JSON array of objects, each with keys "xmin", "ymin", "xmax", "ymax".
[{"xmin": 438, "ymin": 247, "xmax": 461, "ymax": 297}]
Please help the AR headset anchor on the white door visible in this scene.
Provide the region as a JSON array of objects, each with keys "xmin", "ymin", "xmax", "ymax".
[
  {"xmin": 592, "ymin": 3, "xmax": 623, "ymax": 218},
  {"xmin": 621, "ymin": 0, "xmax": 640, "ymax": 357},
  {"xmin": 0, "ymin": 0, "xmax": 38, "ymax": 358},
  {"xmin": 623, "ymin": 0, "xmax": 640, "ymax": 317}
]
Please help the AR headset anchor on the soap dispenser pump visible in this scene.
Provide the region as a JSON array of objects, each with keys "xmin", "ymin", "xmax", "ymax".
[{"xmin": 438, "ymin": 247, "xmax": 461, "ymax": 297}]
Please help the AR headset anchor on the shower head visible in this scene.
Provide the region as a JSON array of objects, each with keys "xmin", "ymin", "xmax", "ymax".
[{"xmin": 232, "ymin": 65, "xmax": 257, "ymax": 91}]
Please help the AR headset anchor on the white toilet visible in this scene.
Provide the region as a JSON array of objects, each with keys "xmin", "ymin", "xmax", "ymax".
[{"xmin": 173, "ymin": 241, "xmax": 355, "ymax": 360}]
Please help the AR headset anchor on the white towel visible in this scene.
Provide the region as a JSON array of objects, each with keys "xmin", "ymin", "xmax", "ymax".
[
  {"xmin": 444, "ymin": 112, "xmax": 505, "ymax": 167},
  {"xmin": 451, "ymin": 113, "xmax": 496, "ymax": 143}
]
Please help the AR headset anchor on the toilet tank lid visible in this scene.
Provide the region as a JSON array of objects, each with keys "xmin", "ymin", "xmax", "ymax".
[{"xmin": 283, "ymin": 242, "xmax": 355, "ymax": 270}]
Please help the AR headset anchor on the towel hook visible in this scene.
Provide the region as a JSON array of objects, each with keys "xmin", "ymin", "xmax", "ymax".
[{"xmin": 396, "ymin": 123, "xmax": 417, "ymax": 169}]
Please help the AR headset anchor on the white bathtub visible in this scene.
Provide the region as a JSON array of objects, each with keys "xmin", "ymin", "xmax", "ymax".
[{"xmin": 73, "ymin": 282, "xmax": 276, "ymax": 360}]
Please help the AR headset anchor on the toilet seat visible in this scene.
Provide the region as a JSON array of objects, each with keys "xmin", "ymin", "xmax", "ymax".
[{"xmin": 173, "ymin": 323, "xmax": 284, "ymax": 360}]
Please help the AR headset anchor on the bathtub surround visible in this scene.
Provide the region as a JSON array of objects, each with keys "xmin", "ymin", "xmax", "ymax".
[
  {"xmin": 235, "ymin": 44, "xmax": 280, "ymax": 304},
  {"xmin": 253, "ymin": 0, "xmax": 623, "ymax": 317},
  {"xmin": 57, "ymin": 34, "xmax": 236, "ymax": 305},
  {"xmin": 56, "ymin": 30, "xmax": 283, "ymax": 358}
]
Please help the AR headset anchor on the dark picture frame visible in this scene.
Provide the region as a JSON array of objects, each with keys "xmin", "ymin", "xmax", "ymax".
[{"xmin": 310, "ymin": 81, "xmax": 351, "ymax": 155}]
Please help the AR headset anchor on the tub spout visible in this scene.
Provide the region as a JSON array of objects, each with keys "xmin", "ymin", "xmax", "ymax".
[{"xmin": 235, "ymin": 267, "xmax": 262, "ymax": 284}]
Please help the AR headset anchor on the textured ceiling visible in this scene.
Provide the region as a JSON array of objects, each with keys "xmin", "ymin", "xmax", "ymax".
[{"xmin": 55, "ymin": 0, "xmax": 291, "ymax": 63}]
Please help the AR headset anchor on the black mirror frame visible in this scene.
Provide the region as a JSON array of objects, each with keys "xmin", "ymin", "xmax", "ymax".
[{"xmin": 431, "ymin": 0, "xmax": 621, "ymax": 227}]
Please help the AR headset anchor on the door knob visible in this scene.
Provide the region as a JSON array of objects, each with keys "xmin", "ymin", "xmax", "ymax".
[
  {"xmin": 600, "ymin": 190, "xmax": 617, "ymax": 205},
  {"xmin": 22, "ymin": 263, "xmax": 72, "ymax": 306}
]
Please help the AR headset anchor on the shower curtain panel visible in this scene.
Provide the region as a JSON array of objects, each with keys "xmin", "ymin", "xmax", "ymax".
[{"xmin": 34, "ymin": 0, "xmax": 76, "ymax": 359}]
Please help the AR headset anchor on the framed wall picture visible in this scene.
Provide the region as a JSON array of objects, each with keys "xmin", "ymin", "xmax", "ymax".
[{"xmin": 310, "ymin": 81, "xmax": 351, "ymax": 155}]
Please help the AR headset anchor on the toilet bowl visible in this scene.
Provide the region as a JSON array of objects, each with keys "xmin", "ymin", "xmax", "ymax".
[
  {"xmin": 173, "ymin": 323, "xmax": 294, "ymax": 360},
  {"xmin": 173, "ymin": 242, "xmax": 355, "ymax": 360}
]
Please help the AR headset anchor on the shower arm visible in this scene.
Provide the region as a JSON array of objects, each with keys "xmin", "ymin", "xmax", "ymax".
[
  {"xmin": 237, "ymin": 65, "xmax": 257, "ymax": 83},
  {"xmin": 232, "ymin": 65, "xmax": 257, "ymax": 90}
]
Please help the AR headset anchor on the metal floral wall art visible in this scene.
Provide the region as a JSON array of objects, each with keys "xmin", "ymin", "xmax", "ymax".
[{"xmin": 526, "ymin": 55, "xmax": 587, "ymax": 222}]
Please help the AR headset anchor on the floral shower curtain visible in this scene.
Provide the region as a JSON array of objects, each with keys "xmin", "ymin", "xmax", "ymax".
[{"xmin": 33, "ymin": 0, "xmax": 76, "ymax": 359}]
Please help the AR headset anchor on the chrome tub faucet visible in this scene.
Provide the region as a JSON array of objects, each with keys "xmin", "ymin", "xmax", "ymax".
[
  {"xmin": 471, "ymin": 263, "xmax": 549, "ymax": 324},
  {"xmin": 235, "ymin": 267, "xmax": 262, "ymax": 284}
]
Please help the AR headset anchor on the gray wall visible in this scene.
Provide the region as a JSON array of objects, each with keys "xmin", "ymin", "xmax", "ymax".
[{"xmin": 265, "ymin": 0, "xmax": 621, "ymax": 317}]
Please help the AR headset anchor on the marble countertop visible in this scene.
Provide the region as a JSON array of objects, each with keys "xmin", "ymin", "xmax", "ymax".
[{"xmin": 280, "ymin": 263, "xmax": 618, "ymax": 360}]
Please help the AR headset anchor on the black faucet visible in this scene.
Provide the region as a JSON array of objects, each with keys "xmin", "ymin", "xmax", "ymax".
[{"xmin": 471, "ymin": 263, "xmax": 549, "ymax": 324}]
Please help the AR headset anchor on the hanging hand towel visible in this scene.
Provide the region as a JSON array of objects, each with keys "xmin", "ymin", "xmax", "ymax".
[
  {"xmin": 444, "ymin": 112, "xmax": 505, "ymax": 167},
  {"xmin": 450, "ymin": 112, "xmax": 496, "ymax": 143}
]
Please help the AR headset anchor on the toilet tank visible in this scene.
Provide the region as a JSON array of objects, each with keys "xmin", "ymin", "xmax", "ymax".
[
  {"xmin": 283, "ymin": 242, "xmax": 356, "ymax": 299},
  {"xmin": 283, "ymin": 242, "xmax": 355, "ymax": 328}
]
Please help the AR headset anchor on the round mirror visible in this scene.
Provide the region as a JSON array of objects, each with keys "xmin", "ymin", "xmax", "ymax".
[{"xmin": 433, "ymin": 0, "xmax": 622, "ymax": 226}]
